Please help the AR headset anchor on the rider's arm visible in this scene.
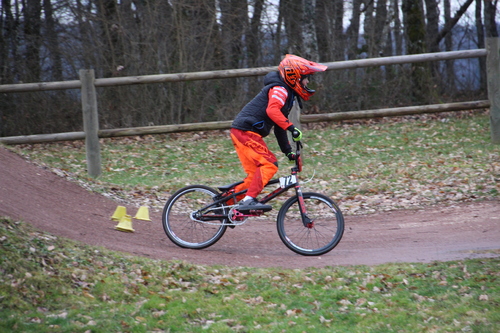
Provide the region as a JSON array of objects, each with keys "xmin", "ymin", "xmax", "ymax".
[
  {"xmin": 266, "ymin": 86, "xmax": 293, "ymax": 130},
  {"xmin": 274, "ymin": 126, "xmax": 292, "ymax": 155},
  {"xmin": 266, "ymin": 87, "xmax": 293, "ymax": 154}
]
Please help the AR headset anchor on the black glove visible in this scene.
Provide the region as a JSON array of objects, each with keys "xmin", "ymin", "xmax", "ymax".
[
  {"xmin": 288, "ymin": 125, "xmax": 303, "ymax": 142},
  {"xmin": 287, "ymin": 152, "xmax": 297, "ymax": 161}
]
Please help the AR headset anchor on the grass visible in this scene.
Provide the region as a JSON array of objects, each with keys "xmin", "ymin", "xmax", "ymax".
[{"xmin": 1, "ymin": 217, "xmax": 499, "ymax": 332}]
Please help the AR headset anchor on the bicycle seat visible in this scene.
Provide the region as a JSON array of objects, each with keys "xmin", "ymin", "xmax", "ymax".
[{"xmin": 217, "ymin": 181, "xmax": 244, "ymax": 192}]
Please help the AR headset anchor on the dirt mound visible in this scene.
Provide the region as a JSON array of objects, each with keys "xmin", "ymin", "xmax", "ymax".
[{"xmin": 1, "ymin": 146, "xmax": 499, "ymax": 268}]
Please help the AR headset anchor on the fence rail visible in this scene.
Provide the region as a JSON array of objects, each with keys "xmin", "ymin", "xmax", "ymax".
[
  {"xmin": 0, "ymin": 40, "xmax": 498, "ymax": 177},
  {"xmin": 0, "ymin": 100, "xmax": 490, "ymax": 145},
  {"xmin": 0, "ymin": 49, "xmax": 487, "ymax": 94}
]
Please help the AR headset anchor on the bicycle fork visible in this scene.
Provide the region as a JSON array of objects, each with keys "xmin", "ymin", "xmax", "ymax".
[
  {"xmin": 262, "ymin": 169, "xmax": 313, "ymax": 229},
  {"xmin": 292, "ymin": 172, "xmax": 314, "ymax": 229}
]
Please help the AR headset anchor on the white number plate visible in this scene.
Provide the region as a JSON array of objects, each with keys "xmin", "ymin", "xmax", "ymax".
[{"xmin": 279, "ymin": 175, "xmax": 297, "ymax": 188}]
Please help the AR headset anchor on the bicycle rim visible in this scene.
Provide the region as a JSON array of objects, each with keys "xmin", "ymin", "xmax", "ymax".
[
  {"xmin": 277, "ymin": 192, "xmax": 344, "ymax": 256},
  {"xmin": 162, "ymin": 185, "xmax": 227, "ymax": 249}
]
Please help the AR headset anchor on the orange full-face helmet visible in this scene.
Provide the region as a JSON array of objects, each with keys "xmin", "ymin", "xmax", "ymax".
[{"xmin": 278, "ymin": 54, "xmax": 328, "ymax": 101}]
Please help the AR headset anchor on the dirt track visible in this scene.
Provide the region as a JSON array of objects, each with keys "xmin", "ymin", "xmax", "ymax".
[{"xmin": 1, "ymin": 146, "xmax": 499, "ymax": 269}]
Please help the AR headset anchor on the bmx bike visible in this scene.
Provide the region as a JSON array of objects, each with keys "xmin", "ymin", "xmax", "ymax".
[{"xmin": 162, "ymin": 141, "xmax": 344, "ymax": 256}]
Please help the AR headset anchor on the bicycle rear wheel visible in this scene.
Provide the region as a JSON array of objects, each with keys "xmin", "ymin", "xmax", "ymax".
[
  {"xmin": 277, "ymin": 192, "xmax": 344, "ymax": 256},
  {"xmin": 162, "ymin": 185, "xmax": 227, "ymax": 249}
]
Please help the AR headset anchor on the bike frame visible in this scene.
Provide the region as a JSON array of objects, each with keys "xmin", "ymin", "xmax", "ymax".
[{"xmin": 196, "ymin": 141, "xmax": 312, "ymax": 228}]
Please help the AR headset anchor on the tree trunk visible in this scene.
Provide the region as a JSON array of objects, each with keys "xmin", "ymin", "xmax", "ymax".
[
  {"xmin": 363, "ymin": 0, "xmax": 375, "ymax": 57},
  {"xmin": 302, "ymin": 0, "xmax": 319, "ymax": 60},
  {"xmin": 425, "ymin": 0, "xmax": 440, "ymax": 53},
  {"xmin": 374, "ymin": 0, "xmax": 388, "ymax": 56},
  {"xmin": 391, "ymin": 0, "xmax": 403, "ymax": 56},
  {"xmin": 333, "ymin": 0, "xmax": 345, "ymax": 61},
  {"xmin": 169, "ymin": 0, "xmax": 220, "ymax": 124},
  {"xmin": 346, "ymin": 0, "xmax": 362, "ymax": 60},
  {"xmin": 246, "ymin": 0, "xmax": 264, "ymax": 95},
  {"xmin": 282, "ymin": 0, "xmax": 303, "ymax": 54},
  {"xmin": 424, "ymin": 0, "xmax": 440, "ymax": 88},
  {"xmin": 315, "ymin": 0, "xmax": 331, "ymax": 61},
  {"xmin": 476, "ymin": 0, "xmax": 486, "ymax": 91},
  {"xmin": 43, "ymin": 0, "xmax": 63, "ymax": 82},
  {"xmin": 220, "ymin": 0, "xmax": 248, "ymax": 68},
  {"xmin": 403, "ymin": 0, "xmax": 431, "ymax": 103},
  {"xmin": 443, "ymin": 0, "xmax": 455, "ymax": 92},
  {"xmin": 0, "ymin": 0, "xmax": 19, "ymax": 83},
  {"xmin": 484, "ymin": 0, "xmax": 499, "ymax": 37},
  {"xmin": 0, "ymin": 0, "xmax": 6, "ymax": 82},
  {"xmin": 74, "ymin": 0, "xmax": 93, "ymax": 70},
  {"xmin": 97, "ymin": 0, "xmax": 125, "ymax": 77},
  {"xmin": 247, "ymin": 0, "xmax": 264, "ymax": 67},
  {"xmin": 314, "ymin": 0, "xmax": 343, "ymax": 61},
  {"xmin": 24, "ymin": 0, "xmax": 42, "ymax": 82}
]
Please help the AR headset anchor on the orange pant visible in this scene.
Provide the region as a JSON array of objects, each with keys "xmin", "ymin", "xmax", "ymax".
[{"xmin": 230, "ymin": 128, "xmax": 278, "ymax": 198}]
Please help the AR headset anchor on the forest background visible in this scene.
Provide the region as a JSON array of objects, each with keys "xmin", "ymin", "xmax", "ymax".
[{"xmin": 0, "ymin": 0, "xmax": 498, "ymax": 137}]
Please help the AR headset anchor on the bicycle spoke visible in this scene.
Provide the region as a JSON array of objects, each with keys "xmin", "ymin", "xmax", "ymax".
[
  {"xmin": 277, "ymin": 193, "xmax": 344, "ymax": 256},
  {"xmin": 162, "ymin": 185, "xmax": 228, "ymax": 249}
]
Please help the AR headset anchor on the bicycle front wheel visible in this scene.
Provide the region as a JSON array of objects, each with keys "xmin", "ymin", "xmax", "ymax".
[
  {"xmin": 277, "ymin": 192, "xmax": 344, "ymax": 256},
  {"xmin": 162, "ymin": 185, "xmax": 227, "ymax": 249}
]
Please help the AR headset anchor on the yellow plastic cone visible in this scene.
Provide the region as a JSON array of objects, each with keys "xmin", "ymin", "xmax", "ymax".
[
  {"xmin": 134, "ymin": 206, "xmax": 151, "ymax": 221},
  {"xmin": 115, "ymin": 214, "xmax": 134, "ymax": 232},
  {"xmin": 111, "ymin": 206, "xmax": 127, "ymax": 221}
]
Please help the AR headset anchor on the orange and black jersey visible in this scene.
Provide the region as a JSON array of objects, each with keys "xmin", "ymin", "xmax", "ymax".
[{"xmin": 231, "ymin": 71, "xmax": 296, "ymax": 155}]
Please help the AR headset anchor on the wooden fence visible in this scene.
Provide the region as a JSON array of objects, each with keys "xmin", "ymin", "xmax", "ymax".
[{"xmin": 1, "ymin": 38, "xmax": 499, "ymax": 177}]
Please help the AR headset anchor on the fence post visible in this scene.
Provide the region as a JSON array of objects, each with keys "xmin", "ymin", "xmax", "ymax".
[
  {"xmin": 79, "ymin": 69, "xmax": 102, "ymax": 177},
  {"xmin": 486, "ymin": 38, "xmax": 500, "ymax": 144}
]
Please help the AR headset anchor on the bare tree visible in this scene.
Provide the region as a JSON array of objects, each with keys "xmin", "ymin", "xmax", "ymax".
[
  {"xmin": 24, "ymin": 0, "xmax": 43, "ymax": 82},
  {"xmin": 315, "ymin": 0, "xmax": 344, "ymax": 61},
  {"xmin": 302, "ymin": 0, "xmax": 319, "ymax": 60},
  {"xmin": 0, "ymin": 0, "xmax": 19, "ymax": 84},
  {"xmin": 363, "ymin": 0, "xmax": 375, "ymax": 57},
  {"xmin": 374, "ymin": 0, "xmax": 389, "ymax": 56},
  {"xmin": 43, "ymin": 0, "xmax": 63, "ymax": 81},
  {"xmin": 315, "ymin": 0, "xmax": 332, "ymax": 61},
  {"xmin": 247, "ymin": 0, "xmax": 264, "ymax": 67},
  {"xmin": 484, "ymin": 0, "xmax": 499, "ymax": 37},
  {"xmin": 403, "ymin": 0, "xmax": 432, "ymax": 103},
  {"xmin": 0, "ymin": 0, "xmax": 19, "ymax": 136},
  {"xmin": 220, "ymin": 0, "xmax": 247, "ymax": 68},
  {"xmin": 332, "ymin": 0, "xmax": 345, "ymax": 60},
  {"xmin": 346, "ymin": 0, "xmax": 363, "ymax": 60},
  {"xmin": 425, "ymin": 0, "xmax": 440, "ymax": 53},
  {"xmin": 96, "ymin": 0, "xmax": 123, "ymax": 77},
  {"xmin": 432, "ymin": 0, "xmax": 474, "ymax": 46},
  {"xmin": 476, "ymin": 0, "xmax": 486, "ymax": 91},
  {"xmin": 282, "ymin": 0, "xmax": 303, "ymax": 54},
  {"xmin": 424, "ymin": 0, "xmax": 440, "ymax": 89},
  {"xmin": 391, "ymin": 0, "xmax": 403, "ymax": 55},
  {"xmin": 443, "ymin": 0, "xmax": 456, "ymax": 92}
]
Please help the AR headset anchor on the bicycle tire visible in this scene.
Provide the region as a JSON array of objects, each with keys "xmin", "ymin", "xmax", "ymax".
[
  {"xmin": 162, "ymin": 185, "xmax": 228, "ymax": 249},
  {"xmin": 276, "ymin": 192, "xmax": 344, "ymax": 256}
]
